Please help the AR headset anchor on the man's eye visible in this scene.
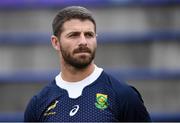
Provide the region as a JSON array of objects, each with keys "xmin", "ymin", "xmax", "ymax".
[
  {"xmin": 85, "ymin": 33, "xmax": 95, "ymax": 38},
  {"xmin": 69, "ymin": 34, "xmax": 78, "ymax": 37},
  {"xmin": 68, "ymin": 33, "xmax": 79, "ymax": 38}
]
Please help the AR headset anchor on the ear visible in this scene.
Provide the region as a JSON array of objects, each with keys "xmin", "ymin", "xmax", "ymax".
[{"xmin": 51, "ymin": 35, "xmax": 60, "ymax": 51}]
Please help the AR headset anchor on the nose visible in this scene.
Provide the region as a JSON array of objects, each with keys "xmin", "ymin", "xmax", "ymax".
[{"xmin": 79, "ymin": 33, "xmax": 87, "ymax": 46}]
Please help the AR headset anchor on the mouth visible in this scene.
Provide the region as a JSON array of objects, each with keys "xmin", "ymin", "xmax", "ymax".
[
  {"xmin": 73, "ymin": 47, "xmax": 91, "ymax": 54},
  {"xmin": 74, "ymin": 52, "xmax": 90, "ymax": 57}
]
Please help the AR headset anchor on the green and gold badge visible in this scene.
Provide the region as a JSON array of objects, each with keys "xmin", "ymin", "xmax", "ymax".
[{"xmin": 95, "ymin": 93, "xmax": 108, "ymax": 110}]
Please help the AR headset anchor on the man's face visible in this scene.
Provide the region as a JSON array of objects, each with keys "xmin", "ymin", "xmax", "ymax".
[{"xmin": 59, "ymin": 19, "xmax": 97, "ymax": 69}]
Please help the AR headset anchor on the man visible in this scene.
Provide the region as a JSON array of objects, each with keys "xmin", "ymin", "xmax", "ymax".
[{"xmin": 24, "ymin": 6, "xmax": 151, "ymax": 122}]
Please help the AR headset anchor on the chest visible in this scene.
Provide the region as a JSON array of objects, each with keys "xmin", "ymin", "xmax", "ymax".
[{"xmin": 40, "ymin": 90, "xmax": 120, "ymax": 122}]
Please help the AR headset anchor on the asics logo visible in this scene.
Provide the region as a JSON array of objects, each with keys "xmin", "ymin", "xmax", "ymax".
[{"xmin": 69, "ymin": 105, "xmax": 79, "ymax": 116}]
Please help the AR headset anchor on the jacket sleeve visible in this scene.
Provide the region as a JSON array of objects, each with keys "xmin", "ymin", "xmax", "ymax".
[
  {"xmin": 120, "ymin": 86, "xmax": 151, "ymax": 122},
  {"xmin": 24, "ymin": 96, "xmax": 38, "ymax": 122}
]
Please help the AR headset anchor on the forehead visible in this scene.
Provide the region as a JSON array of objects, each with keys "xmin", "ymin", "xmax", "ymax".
[{"xmin": 62, "ymin": 19, "xmax": 95, "ymax": 33}]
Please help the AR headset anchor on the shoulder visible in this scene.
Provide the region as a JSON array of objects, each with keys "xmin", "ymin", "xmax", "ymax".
[
  {"xmin": 24, "ymin": 80, "xmax": 63, "ymax": 121},
  {"xmin": 100, "ymin": 71, "xmax": 134, "ymax": 96},
  {"xmin": 36, "ymin": 80, "xmax": 61, "ymax": 99},
  {"xmin": 100, "ymin": 71, "xmax": 145, "ymax": 107},
  {"xmin": 100, "ymin": 71, "xmax": 151, "ymax": 121},
  {"xmin": 31, "ymin": 80, "xmax": 64, "ymax": 106}
]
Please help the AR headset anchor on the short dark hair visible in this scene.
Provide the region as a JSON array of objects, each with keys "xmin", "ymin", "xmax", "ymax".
[{"xmin": 52, "ymin": 6, "xmax": 96, "ymax": 37}]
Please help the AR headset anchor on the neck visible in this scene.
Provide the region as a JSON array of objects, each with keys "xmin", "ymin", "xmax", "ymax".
[{"xmin": 60, "ymin": 61, "xmax": 95, "ymax": 82}]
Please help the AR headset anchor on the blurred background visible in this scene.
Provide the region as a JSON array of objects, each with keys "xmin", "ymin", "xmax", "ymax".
[{"xmin": 0, "ymin": 0, "xmax": 180, "ymax": 121}]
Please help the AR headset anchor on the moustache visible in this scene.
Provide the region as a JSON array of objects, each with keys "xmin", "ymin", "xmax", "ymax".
[{"xmin": 73, "ymin": 46, "xmax": 91, "ymax": 54}]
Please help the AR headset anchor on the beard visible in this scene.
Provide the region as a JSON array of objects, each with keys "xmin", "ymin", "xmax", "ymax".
[{"xmin": 60, "ymin": 45, "xmax": 96, "ymax": 69}]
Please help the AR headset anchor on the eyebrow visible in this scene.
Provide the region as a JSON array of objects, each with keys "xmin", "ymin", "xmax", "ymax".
[{"xmin": 65, "ymin": 31, "xmax": 95, "ymax": 37}]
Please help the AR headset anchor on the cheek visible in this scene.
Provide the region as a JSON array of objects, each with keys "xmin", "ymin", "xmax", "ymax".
[
  {"xmin": 90, "ymin": 39, "xmax": 97, "ymax": 48},
  {"xmin": 60, "ymin": 41, "xmax": 74, "ymax": 53}
]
